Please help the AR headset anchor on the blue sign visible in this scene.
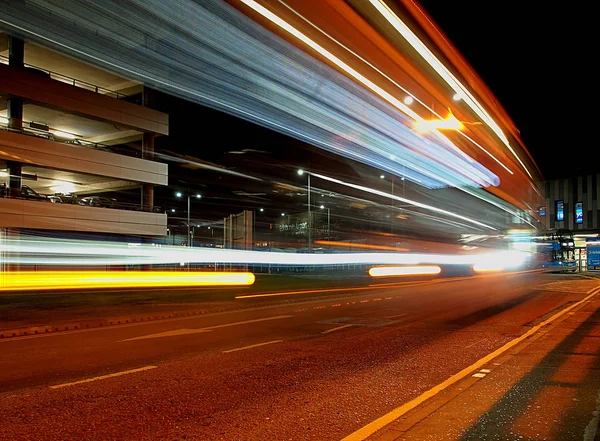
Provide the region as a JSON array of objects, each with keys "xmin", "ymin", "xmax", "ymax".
[
  {"xmin": 587, "ymin": 238, "xmax": 600, "ymax": 269},
  {"xmin": 556, "ymin": 200, "xmax": 564, "ymax": 221},
  {"xmin": 575, "ymin": 202, "xmax": 583, "ymax": 224},
  {"xmin": 539, "ymin": 206, "xmax": 546, "ymax": 216}
]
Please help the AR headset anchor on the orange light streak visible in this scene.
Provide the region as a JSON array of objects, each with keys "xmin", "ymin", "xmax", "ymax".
[{"xmin": 315, "ymin": 240, "xmax": 410, "ymax": 252}]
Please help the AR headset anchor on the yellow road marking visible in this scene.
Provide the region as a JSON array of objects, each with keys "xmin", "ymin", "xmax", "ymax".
[
  {"xmin": 322, "ymin": 324, "xmax": 354, "ymax": 334},
  {"xmin": 50, "ymin": 366, "xmax": 157, "ymax": 389},
  {"xmin": 341, "ymin": 285, "xmax": 600, "ymax": 441},
  {"xmin": 223, "ymin": 340, "xmax": 282, "ymax": 353}
]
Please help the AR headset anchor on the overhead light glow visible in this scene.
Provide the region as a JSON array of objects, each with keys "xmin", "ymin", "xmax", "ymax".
[
  {"xmin": 51, "ymin": 130, "xmax": 77, "ymax": 140},
  {"xmin": 415, "ymin": 114, "xmax": 463, "ymax": 133},
  {"xmin": 50, "ymin": 181, "xmax": 75, "ymax": 193}
]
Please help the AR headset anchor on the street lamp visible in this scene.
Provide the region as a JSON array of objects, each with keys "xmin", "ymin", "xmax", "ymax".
[
  {"xmin": 320, "ymin": 204, "xmax": 330, "ymax": 239},
  {"xmin": 175, "ymin": 191, "xmax": 202, "ymax": 247},
  {"xmin": 297, "ymin": 169, "xmax": 311, "ymax": 249}
]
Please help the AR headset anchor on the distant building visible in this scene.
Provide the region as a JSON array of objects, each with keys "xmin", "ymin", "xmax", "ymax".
[
  {"xmin": 539, "ymin": 174, "xmax": 600, "ymax": 271},
  {"xmin": 540, "ymin": 174, "xmax": 600, "ymax": 232}
]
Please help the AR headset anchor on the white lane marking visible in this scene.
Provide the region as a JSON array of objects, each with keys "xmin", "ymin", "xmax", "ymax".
[
  {"xmin": 340, "ymin": 285, "xmax": 600, "ymax": 441},
  {"xmin": 384, "ymin": 312, "xmax": 408, "ymax": 319},
  {"xmin": 472, "ymin": 373, "xmax": 486, "ymax": 378},
  {"xmin": 322, "ymin": 324, "xmax": 354, "ymax": 334},
  {"xmin": 50, "ymin": 366, "xmax": 157, "ymax": 389},
  {"xmin": 119, "ymin": 315, "xmax": 293, "ymax": 342},
  {"xmin": 203, "ymin": 315, "xmax": 293, "ymax": 330},
  {"xmin": 465, "ymin": 338, "xmax": 486, "ymax": 349},
  {"xmin": 479, "ymin": 369, "xmax": 491, "ymax": 373},
  {"xmin": 120, "ymin": 328, "xmax": 211, "ymax": 342},
  {"xmin": 222, "ymin": 340, "xmax": 282, "ymax": 353}
]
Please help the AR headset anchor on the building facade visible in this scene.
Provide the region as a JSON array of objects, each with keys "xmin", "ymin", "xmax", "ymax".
[
  {"xmin": 540, "ymin": 174, "xmax": 600, "ymax": 233},
  {"xmin": 0, "ymin": 34, "xmax": 169, "ymax": 238}
]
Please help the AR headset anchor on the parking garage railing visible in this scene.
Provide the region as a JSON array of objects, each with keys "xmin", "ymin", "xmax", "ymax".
[
  {"xmin": 0, "ymin": 55, "xmax": 140, "ymax": 101},
  {"xmin": 0, "ymin": 120, "xmax": 154, "ymax": 160}
]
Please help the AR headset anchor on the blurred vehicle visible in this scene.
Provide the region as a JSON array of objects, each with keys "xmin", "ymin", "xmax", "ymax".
[
  {"xmin": 80, "ymin": 195, "xmax": 118, "ymax": 208},
  {"xmin": 20, "ymin": 185, "xmax": 50, "ymax": 202},
  {"xmin": 537, "ymin": 229, "xmax": 577, "ymax": 273},
  {"xmin": 51, "ymin": 193, "xmax": 86, "ymax": 205}
]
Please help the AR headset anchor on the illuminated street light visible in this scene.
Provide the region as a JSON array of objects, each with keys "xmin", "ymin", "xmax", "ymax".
[
  {"xmin": 415, "ymin": 114, "xmax": 463, "ymax": 133},
  {"xmin": 171, "ymin": 209, "xmax": 175, "ymax": 213},
  {"xmin": 452, "ymin": 93, "xmax": 462, "ymax": 101},
  {"xmin": 380, "ymin": 174, "xmax": 385, "ymax": 179},
  {"xmin": 403, "ymin": 96, "xmax": 414, "ymax": 105},
  {"xmin": 320, "ymin": 205, "xmax": 331, "ymax": 239},
  {"xmin": 297, "ymin": 169, "xmax": 311, "ymax": 248},
  {"xmin": 281, "ymin": 212, "xmax": 285, "ymax": 216},
  {"xmin": 175, "ymin": 192, "xmax": 202, "ymax": 247},
  {"xmin": 259, "ymin": 208, "xmax": 264, "ymax": 212}
]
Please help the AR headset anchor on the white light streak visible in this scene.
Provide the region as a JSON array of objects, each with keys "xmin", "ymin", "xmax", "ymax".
[
  {"xmin": 369, "ymin": 0, "xmax": 533, "ymax": 178},
  {"xmin": 310, "ymin": 172, "xmax": 497, "ymax": 230}
]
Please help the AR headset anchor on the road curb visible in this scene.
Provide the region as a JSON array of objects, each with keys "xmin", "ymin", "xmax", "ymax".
[{"xmin": 0, "ymin": 308, "xmax": 226, "ymax": 339}]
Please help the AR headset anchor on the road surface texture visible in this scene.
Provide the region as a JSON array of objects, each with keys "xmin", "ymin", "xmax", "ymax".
[{"xmin": 0, "ymin": 271, "xmax": 598, "ymax": 440}]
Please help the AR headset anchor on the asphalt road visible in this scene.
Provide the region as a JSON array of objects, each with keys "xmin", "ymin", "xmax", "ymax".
[{"xmin": 0, "ymin": 271, "xmax": 598, "ymax": 440}]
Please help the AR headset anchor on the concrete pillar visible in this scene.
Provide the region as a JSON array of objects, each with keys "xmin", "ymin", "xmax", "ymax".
[
  {"xmin": 8, "ymin": 36, "xmax": 24, "ymax": 67},
  {"xmin": 141, "ymin": 132, "xmax": 155, "ymax": 212},
  {"xmin": 7, "ymin": 98, "xmax": 23, "ymax": 131},
  {"xmin": 6, "ymin": 161, "xmax": 22, "ymax": 198},
  {"xmin": 7, "ymin": 36, "xmax": 24, "ymax": 131}
]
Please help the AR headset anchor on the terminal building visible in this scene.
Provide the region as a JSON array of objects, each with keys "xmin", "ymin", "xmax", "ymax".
[
  {"xmin": 0, "ymin": 34, "xmax": 168, "ymax": 240},
  {"xmin": 540, "ymin": 174, "xmax": 600, "ymax": 270}
]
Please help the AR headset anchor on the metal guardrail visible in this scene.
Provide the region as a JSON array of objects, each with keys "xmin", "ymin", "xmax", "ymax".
[
  {"xmin": 0, "ymin": 55, "xmax": 137, "ymax": 101},
  {"xmin": 0, "ymin": 121, "xmax": 154, "ymax": 160},
  {"xmin": 0, "ymin": 188, "xmax": 163, "ymax": 213}
]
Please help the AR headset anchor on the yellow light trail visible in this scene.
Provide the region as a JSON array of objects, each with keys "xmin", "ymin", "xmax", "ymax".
[
  {"xmin": 369, "ymin": 265, "xmax": 441, "ymax": 277},
  {"xmin": 0, "ymin": 271, "xmax": 256, "ymax": 291}
]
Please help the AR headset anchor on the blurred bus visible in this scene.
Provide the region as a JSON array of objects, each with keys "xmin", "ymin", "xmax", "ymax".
[{"xmin": 537, "ymin": 229, "xmax": 577, "ymax": 273}]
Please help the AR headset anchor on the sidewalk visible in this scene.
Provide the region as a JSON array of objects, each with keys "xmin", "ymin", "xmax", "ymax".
[{"xmin": 370, "ymin": 286, "xmax": 600, "ymax": 440}]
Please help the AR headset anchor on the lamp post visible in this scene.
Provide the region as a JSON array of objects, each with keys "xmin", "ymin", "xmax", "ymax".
[
  {"xmin": 297, "ymin": 169, "xmax": 311, "ymax": 249},
  {"xmin": 380, "ymin": 174, "xmax": 395, "ymax": 235},
  {"xmin": 320, "ymin": 205, "xmax": 330, "ymax": 239},
  {"xmin": 175, "ymin": 191, "xmax": 201, "ymax": 247}
]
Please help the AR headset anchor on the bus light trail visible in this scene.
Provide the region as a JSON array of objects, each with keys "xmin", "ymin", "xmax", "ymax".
[{"xmin": 0, "ymin": 271, "xmax": 256, "ymax": 292}]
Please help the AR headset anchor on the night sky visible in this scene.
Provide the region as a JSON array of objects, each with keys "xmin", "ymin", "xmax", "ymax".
[{"xmin": 418, "ymin": 0, "xmax": 590, "ymax": 180}]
